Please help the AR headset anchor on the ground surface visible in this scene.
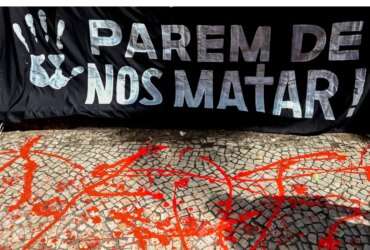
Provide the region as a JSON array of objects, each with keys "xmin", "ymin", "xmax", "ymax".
[{"xmin": 0, "ymin": 128, "xmax": 369, "ymax": 250}]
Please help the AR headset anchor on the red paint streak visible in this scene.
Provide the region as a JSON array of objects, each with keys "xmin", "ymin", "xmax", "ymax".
[
  {"xmin": 8, "ymin": 136, "xmax": 42, "ymax": 212},
  {"xmin": 32, "ymin": 150, "xmax": 84, "ymax": 171},
  {"xmin": 358, "ymin": 145, "xmax": 370, "ymax": 181},
  {"xmin": 235, "ymin": 151, "xmax": 346, "ymax": 180},
  {"xmin": 172, "ymin": 184, "xmax": 189, "ymax": 250},
  {"xmin": 200, "ymin": 156, "xmax": 235, "ymax": 250},
  {"xmin": 19, "ymin": 136, "xmax": 42, "ymax": 157},
  {"xmin": 0, "ymin": 157, "xmax": 19, "ymax": 174},
  {"xmin": 319, "ymin": 208, "xmax": 363, "ymax": 250},
  {"xmin": 0, "ymin": 149, "xmax": 17, "ymax": 155},
  {"xmin": 365, "ymin": 168, "xmax": 370, "ymax": 181},
  {"xmin": 2, "ymin": 176, "xmax": 15, "ymax": 186},
  {"xmin": 238, "ymin": 210, "xmax": 260, "ymax": 221},
  {"xmin": 8, "ymin": 158, "xmax": 37, "ymax": 212},
  {"xmin": 178, "ymin": 147, "xmax": 193, "ymax": 160}
]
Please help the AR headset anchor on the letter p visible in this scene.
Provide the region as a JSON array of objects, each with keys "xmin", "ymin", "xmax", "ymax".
[{"xmin": 89, "ymin": 20, "xmax": 122, "ymax": 55}]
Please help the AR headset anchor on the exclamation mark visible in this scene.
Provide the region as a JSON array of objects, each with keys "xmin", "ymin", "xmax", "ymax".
[{"xmin": 347, "ymin": 68, "xmax": 367, "ymax": 118}]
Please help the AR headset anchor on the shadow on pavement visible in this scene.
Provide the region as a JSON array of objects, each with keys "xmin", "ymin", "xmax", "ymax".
[{"xmin": 206, "ymin": 194, "xmax": 370, "ymax": 249}]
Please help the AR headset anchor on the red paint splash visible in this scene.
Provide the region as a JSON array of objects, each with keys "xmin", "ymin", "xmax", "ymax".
[
  {"xmin": 292, "ymin": 184, "xmax": 308, "ymax": 195},
  {"xmin": 0, "ymin": 135, "xmax": 368, "ymax": 250},
  {"xmin": 174, "ymin": 178, "xmax": 190, "ymax": 188}
]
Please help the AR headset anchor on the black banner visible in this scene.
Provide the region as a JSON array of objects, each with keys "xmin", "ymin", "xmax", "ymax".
[{"xmin": 1, "ymin": 7, "xmax": 370, "ymax": 134}]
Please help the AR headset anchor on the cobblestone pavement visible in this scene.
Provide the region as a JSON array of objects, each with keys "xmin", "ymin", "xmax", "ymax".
[{"xmin": 0, "ymin": 128, "xmax": 369, "ymax": 250}]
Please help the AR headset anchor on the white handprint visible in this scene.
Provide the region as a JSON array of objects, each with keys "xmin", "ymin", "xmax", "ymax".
[{"xmin": 12, "ymin": 9, "xmax": 84, "ymax": 90}]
